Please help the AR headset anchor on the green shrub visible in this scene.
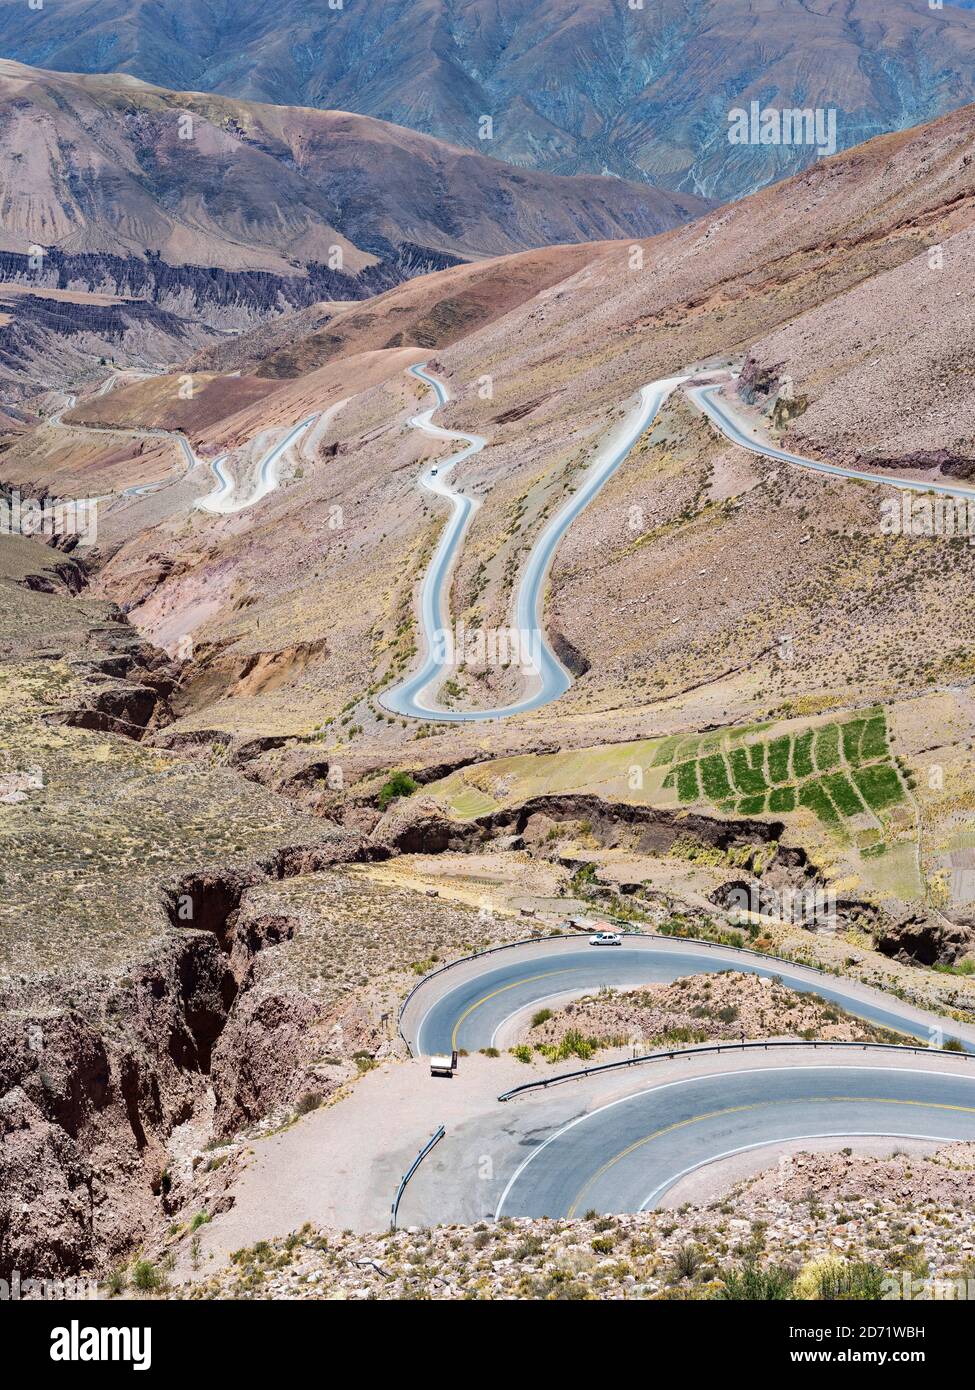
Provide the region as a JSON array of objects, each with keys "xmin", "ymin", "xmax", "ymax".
[
  {"xmin": 670, "ymin": 1243, "xmax": 704, "ymax": 1281},
  {"xmin": 131, "ymin": 1260, "xmax": 162, "ymax": 1293},
  {"xmin": 558, "ymin": 1029, "xmax": 596, "ymax": 1061},
  {"xmin": 377, "ymin": 771, "xmax": 419, "ymax": 810},
  {"xmin": 934, "ymin": 960, "xmax": 975, "ymax": 978},
  {"xmin": 816, "ymin": 1260, "xmax": 887, "ymax": 1300},
  {"xmin": 716, "ymin": 1262, "xmax": 795, "ymax": 1300}
]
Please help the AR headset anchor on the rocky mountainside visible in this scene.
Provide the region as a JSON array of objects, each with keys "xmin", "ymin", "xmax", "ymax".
[
  {"xmin": 0, "ymin": 60, "xmax": 705, "ymax": 273},
  {"xmin": 3, "ymin": 0, "xmax": 975, "ymax": 200},
  {"xmin": 64, "ymin": 96, "xmax": 975, "ymax": 737},
  {"xmin": 7, "ymin": 60, "xmax": 975, "ymax": 1291},
  {"xmin": 0, "ymin": 284, "xmax": 222, "ymax": 405}
]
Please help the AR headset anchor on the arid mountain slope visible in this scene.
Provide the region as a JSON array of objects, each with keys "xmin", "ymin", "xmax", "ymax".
[
  {"xmin": 7, "ymin": 58, "xmax": 975, "ymax": 1291},
  {"xmin": 741, "ymin": 223, "xmax": 975, "ymax": 475},
  {"xmin": 0, "ymin": 60, "xmax": 705, "ymax": 273},
  {"xmin": 0, "ymin": 283, "xmax": 221, "ymax": 406},
  {"xmin": 54, "ymin": 98, "xmax": 975, "ymax": 768},
  {"xmin": 3, "ymin": 1, "xmax": 975, "ymax": 198},
  {"xmin": 190, "ymin": 243, "xmax": 602, "ymax": 380}
]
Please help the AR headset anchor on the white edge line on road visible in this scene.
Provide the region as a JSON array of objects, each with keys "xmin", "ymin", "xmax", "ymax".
[
  {"xmin": 488, "ymin": 987, "xmax": 599, "ymax": 1050},
  {"xmin": 637, "ymin": 1131, "xmax": 962, "ymax": 1211},
  {"xmin": 492, "ymin": 1064, "xmax": 975, "ymax": 1219}
]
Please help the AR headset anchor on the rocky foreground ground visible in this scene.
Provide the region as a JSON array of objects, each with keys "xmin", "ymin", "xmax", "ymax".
[{"xmin": 169, "ymin": 1143, "xmax": 975, "ymax": 1301}]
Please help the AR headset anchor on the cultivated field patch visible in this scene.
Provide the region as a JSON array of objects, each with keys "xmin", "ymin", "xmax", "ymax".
[{"xmin": 660, "ymin": 707, "xmax": 905, "ymax": 833}]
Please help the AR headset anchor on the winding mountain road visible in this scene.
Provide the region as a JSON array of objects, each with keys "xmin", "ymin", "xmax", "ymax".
[
  {"xmin": 691, "ymin": 382, "xmax": 975, "ymax": 501},
  {"xmin": 378, "ymin": 365, "xmax": 487, "ymax": 718},
  {"xmin": 401, "ymin": 935, "xmax": 975, "ymax": 1058},
  {"xmin": 380, "ymin": 365, "xmax": 686, "ymax": 721},
  {"xmin": 382, "ymin": 367, "xmax": 975, "ymax": 727},
  {"xmin": 383, "ymin": 935, "xmax": 975, "ymax": 1222},
  {"xmin": 51, "ymin": 374, "xmax": 345, "ymax": 513},
  {"xmin": 48, "ymin": 385, "xmax": 201, "ymax": 498},
  {"xmin": 195, "ymin": 410, "xmax": 328, "ymax": 514}
]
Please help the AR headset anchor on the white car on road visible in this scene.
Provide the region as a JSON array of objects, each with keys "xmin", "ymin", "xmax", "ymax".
[{"xmin": 589, "ymin": 931, "xmax": 622, "ymax": 946}]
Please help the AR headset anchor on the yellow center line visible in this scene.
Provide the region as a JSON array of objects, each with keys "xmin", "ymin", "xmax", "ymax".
[
  {"xmin": 567, "ymin": 1095, "xmax": 975, "ymax": 1218},
  {"xmin": 450, "ymin": 970, "xmax": 573, "ymax": 1050}
]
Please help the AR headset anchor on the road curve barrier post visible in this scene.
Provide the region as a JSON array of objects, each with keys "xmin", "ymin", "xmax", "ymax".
[{"xmin": 390, "ymin": 1125, "xmax": 446, "ymax": 1230}]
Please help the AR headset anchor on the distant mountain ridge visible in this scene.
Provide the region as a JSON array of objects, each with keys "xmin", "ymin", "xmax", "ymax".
[
  {"xmin": 0, "ymin": 60, "xmax": 705, "ymax": 274},
  {"xmin": 3, "ymin": 0, "xmax": 975, "ymax": 199}
]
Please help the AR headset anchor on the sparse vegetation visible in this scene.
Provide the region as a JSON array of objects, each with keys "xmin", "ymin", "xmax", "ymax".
[{"xmin": 377, "ymin": 771, "xmax": 419, "ymax": 810}]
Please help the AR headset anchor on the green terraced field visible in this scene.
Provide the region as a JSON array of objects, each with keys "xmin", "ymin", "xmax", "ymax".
[
  {"xmin": 813, "ymin": 724, "xmax": 840, "ymax": 771},
  {"xmin": 841, "ymin": 719, "xmax": 865, "ymax": 765},
  {"xmin": 700, "ymin": 752, "xmax": 733, "ymax": 800},
  {"xmin": 767, "ymin": 736, "xmax": 791, "ymax": 784},
  {"xmin": 852, "ymin": 763, "xmax": 906, "ymax": 813},
  {"xmin": 657, "ymin": 710, "xmax": 905, "ymax": 832},
  {"xmin": 798, "ymin": 780, "xmax": 841, "ymax": 826},
  {"xmin": 860, "ymin": 715, "xmax": 889, "ymax": 761},
  {"xmin": 729, "ymin": 745, "xmax": 767, "ymax": 795},
  {"xmin": 427, "ymin": 710, "xmax": 910, "ymax": 845},
  {"xmin": 675, "ymin": 760, "xmax": 700, "ymax": 801},
  {"xmin": 824, "ymin": 771, "xmax": 867, "ymax": 817},
  {"xmin": 792, "ymin": 730, "xmax": 815, "ymax": 778}
]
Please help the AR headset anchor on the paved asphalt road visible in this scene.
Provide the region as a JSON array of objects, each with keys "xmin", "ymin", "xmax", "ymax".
[
  {"xmin": 391, "ymin": 1048, "xmax": 975, "ymax": 1225},
  {"xmin": 395, "ymin": 940, "xmax": 975, "ymax": 1220},
  {"xmin": 381, "ymin": 366, "xmax": 687, "ymax": 721},
  {"xmin": 690, "ymin": 382, "xmax": 975, "ymax": 501},
  {"xmin": 379, "ymin": 364, "xmax": 487, "ymax": 718},
  {"xmin": 196, "ymin": 414, "xmax": 318, "ymax": 513},
  {"xmin": 402, "ymin": 936, "xmax": 975, "ymax": 1056},
  {"xmin": 493, "ymin": 1063, "xmax": 975, "ymax": 1218}
]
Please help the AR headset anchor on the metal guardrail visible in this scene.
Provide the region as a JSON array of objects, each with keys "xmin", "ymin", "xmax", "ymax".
[
  {"xmin": 497, "ymin": 1038, "xmax": 975, "ymax": 1102},
  {"xmin": 390, "ymin": 1125, "xmax": 446, "ymax": 1229}
]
